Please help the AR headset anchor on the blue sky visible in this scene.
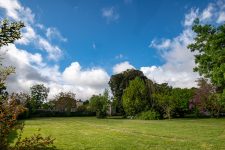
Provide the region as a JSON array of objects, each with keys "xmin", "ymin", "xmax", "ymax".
[
  {"xmin": 0, "ymin": 0, "xmax": 224, "ymax": 100},
  {"xmin": 19, "ymin": 0, "xmax": 212, "ymax": 72}
]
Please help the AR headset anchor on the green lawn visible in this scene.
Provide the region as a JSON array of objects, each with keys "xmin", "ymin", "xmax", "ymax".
[{"xmin": 14, "ymin": 117, "xmax": 225, "ymax": 150}]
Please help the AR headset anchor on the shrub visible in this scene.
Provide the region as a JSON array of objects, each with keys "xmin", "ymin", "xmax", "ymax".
[
  {"xmin": 13, "ymin": 127, "xmax": 56, "ymax": 150},
  {"xmin": 135, "ymin": 110, "xmax": 160, "ymax": 120}
]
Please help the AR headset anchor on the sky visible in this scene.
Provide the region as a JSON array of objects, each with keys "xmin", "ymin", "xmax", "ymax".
[{"xmin": 0, "ymin": 0, "xmax": 224, "ymax": 100}]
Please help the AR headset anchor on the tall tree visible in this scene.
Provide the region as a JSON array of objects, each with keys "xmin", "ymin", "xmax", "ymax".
[
  {"xmin": 122, "ymin": 77, "xmax": 150, "ymax": 116},
  {"xmin": 30, "ymin": 84, "xmax": 49, "ymax": 110},
  {"xmin": 188, "ymin": 19, "xmax": 225, "ymax": 93},
  {"xmin": 109, "ymin": 69, "xmax": 153, "ymax": 114}
]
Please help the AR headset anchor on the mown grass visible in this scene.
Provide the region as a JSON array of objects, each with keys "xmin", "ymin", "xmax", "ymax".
[{"xmin": 12, "ymin": 117, "xmax": 225, "ymax": 150}]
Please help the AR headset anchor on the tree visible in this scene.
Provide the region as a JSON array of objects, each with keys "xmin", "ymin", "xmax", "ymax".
[
  {"xmin": 189, "ymin": 78, "xmax": 225, "ymax": 117},
  {"xmin": 30, "ymin": 84, "xmax": 49, "ymax": 111},
  {"xmin": 122, "ymin": 77, "xmax": 150, "ymax": 116},
  {"xmin": 109, "ymin": 69, "xmax": 153, "ymax": 114},
  {"xmin": 89, "ymin": 89, "xmax": 109, "ymax": 118},
  {"xmin": 171, "ymin": 88, "xmax": 195, "ymax": 117},
  {"xmin": 0, "ymin": 19, "xmax": 55, "ymax": 150},
  {"xmin": 0, "ymin": 19, "xmax": 24, "ymax": 102},
  {"xmin": 188, "ymin": 19, "xmax": 225, "ymax": 93},
  {"xmin": 53, "ymin": 92, "xmax": 76, "ymax": 115},
  {"xmin": 0, "ymin": 19, "xmax": 24, "ymax": 149}
]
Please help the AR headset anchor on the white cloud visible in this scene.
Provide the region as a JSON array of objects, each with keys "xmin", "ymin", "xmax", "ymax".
[
  {"xmin": 16, "ymin": 25, "xmax": 36, "ymax": 45},
  {"xmin": 102, "ymin": 7, "xmax": 119, "ymax": 23},
  {"xmin": 63, "ymin": 62, "xmax": 109, "ymax": 89},
  {"xmin": 217, "ymin": 12, "xmax": 225, "ymax": 23},
  {"xmin": 147, "ymin": 1, "xmax": 225, "ymax": 88},
  {"xmin": 150, "ymin": 39, "xmax": 171, "ymax": 50},
  {"xmin": 201, "ymin": 4, "xmax": 214, "ymax": 20},
  {"xmin": 113, "ymin": 61, "xmax": 135, "ymax": 74},
  {"xmin": 184, "ymin": 8, "xmax": 199, "ymax": 27},
  {"xmin": 46, "ymin": 27, "xmax": 67, "ymax": 42},
  {"xmin": 0, "ymin": 0, "xmax": 21, "ymax": 20},
  {"xmin": 38, "ymin": 38, "xmax": 62, "ymax": 61},
  {"xmin": 1, "ymin": 44, "xmax": 110, "ymax": 100}
]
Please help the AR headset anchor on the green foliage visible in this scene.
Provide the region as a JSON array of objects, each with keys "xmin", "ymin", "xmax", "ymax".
[
  {"xmin": 13, "ymin": 127, "xmax": 56, "ymax": 150},
  {"xmin": 153, "ymin": 83, "xmax": 194, "ymax": 119},
  {"xmin": 0, "ymin": 19, "xmax": 24, "ymax": 102},
  {"xmin": 171, "ymin": 88, "xmax": 195, "ymax": 117},
  {"xmin": 89, "ymin": 89, "xmax": 109, "ymax": 118},
  {"xmin": 0, "ymin": 19, "xmax": 24, "ymax": 47},
  {"xmin": 0, "ymin": 97, "xmax": 25, "ymax": 150},
  {"xmin": 135, "ymin": 110, "xmax": 160, "ymax": 120},
  {"xmin": 122, "ymin": 77, "xmax": 150, "ymax": 116},
  {"xmin": 188, "ymin": 19, "xmax": 225, "ymax": 93},
  {"xmin": 30, "ymin": 84, "xmax": 49, "ymax": 111},
  {"xmin": 109, "ymin": 69, "xmax": 153, "ymax": 114}
]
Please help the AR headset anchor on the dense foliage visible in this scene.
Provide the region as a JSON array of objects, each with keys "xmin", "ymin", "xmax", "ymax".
[
  {"xmin": 109, "ymin": 69, "xmax": 153, "ymax": 114},
  {"xmin": 122, "ymin": 77, "xmax": 150, "ymax": 116},
  {"xmin": 89, "ymin": 90, "xmax": 109, "ymax": 118},
  {"xmin": 188, "ymin": 19, "xmax": 225, "ymax": 94}
]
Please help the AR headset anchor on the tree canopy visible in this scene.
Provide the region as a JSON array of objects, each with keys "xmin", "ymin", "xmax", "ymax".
[{"xmin": 188, "ymin": 19, "xmax": 225, "ymax": 93}]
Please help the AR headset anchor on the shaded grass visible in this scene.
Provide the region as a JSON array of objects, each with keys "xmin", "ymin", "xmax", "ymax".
[{"xmin": 11, "ymin": 117, "xmax": 225, "ymax": 150}]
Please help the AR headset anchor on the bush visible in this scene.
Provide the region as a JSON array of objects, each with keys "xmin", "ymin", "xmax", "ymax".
[{"xmin": 135, "ymin": 110, "xmax": 160, "ymax": 120}]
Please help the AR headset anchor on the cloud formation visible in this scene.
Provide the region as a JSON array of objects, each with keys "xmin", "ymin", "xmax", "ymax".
[
  {"xmin": 0, "ymin": 0, "xmax": 110, "ymax": 100},
  {"xmin": 146, "ymin": 1, "xmax": 225, "ymax": 88}
]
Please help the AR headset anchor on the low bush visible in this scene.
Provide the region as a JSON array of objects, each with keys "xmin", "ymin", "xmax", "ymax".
[{"xmin": 135, "ymin": 110, "xmax": 160, "ymax": 120}]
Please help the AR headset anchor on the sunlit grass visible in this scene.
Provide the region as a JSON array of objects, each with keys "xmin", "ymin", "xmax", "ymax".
[{"xmin": 12, "ymin": 117, "xmax": 225, "ymax": 150}]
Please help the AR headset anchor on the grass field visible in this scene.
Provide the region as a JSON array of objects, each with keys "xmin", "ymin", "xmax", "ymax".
[{"xmin": 14, "ymin": 117, "xmax": 225, "ymax": 150}]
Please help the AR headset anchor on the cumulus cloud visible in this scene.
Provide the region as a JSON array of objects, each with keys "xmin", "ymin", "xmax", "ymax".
[
  {"xmin": 113, "ymin": 61, "xmax": 135, "ymax": 74},
  {"xmin": 1, "ymin": 44, "xmax": 110, "ymax": 100},
  {"xmin": 102, "ymin": 7, "xmax": 119, "ymax": 23}
]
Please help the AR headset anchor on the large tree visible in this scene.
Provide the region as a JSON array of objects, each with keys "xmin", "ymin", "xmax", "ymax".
[
  {"xmin": 188, "ymin": 19, "xmax": 225, "ymax": 93},
  {"xmin": 108, "ymin": 69, "xmax": 154, "ymax": 114},
  {"xmin": 122, "ymin": 77, "xmax": 150, "ymax": 116},
  {"xmin": 30, "ymin": 84, "xmax": 49, "ymax": 110},
  {"xmin": 53, "ymin": 92, "xmax": 76, "ymax": 115}
]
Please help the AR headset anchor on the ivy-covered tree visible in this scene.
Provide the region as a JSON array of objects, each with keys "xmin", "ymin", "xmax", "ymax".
[{"xmin": 122, "ymin": 77, "xmax": 150, "ymax": 116}]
